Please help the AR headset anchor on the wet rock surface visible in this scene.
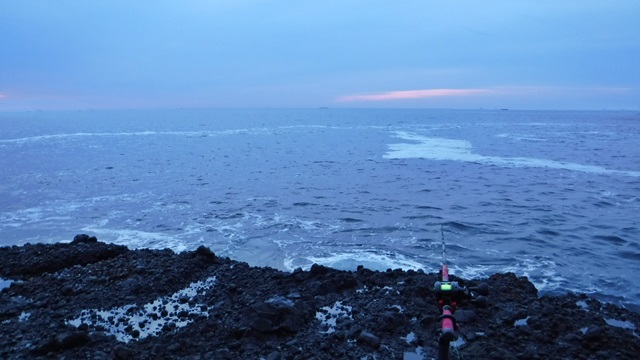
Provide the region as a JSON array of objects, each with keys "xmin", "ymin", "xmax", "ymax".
[{"xmin": 1, "ymin": 237, "xmax": 639, "ymax": 359}]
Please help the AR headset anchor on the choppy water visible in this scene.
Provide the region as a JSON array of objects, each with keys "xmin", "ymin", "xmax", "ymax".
[{"xmin": 1, "ymin": 109, "xmax": 639, "ymax": 310}]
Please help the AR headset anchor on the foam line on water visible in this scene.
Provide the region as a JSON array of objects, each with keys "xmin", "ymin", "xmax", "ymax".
[
  {"xmin": 0, "ymin": 131, "xmax": 159, "ymax": 144},
  {"xmin": 384, "ymin": 131, "xmax": 640, "ymax": 177},
  {"xmin": 495, "ymin": 133, "xmax": 547, "ymax": 141},
  {"xmin": 0, "ymin": 207, "xmax": 46, "ymax": 227},
  {"xmin": 0, "ymin": 199, "xmax": 89, "ymax": 227},
  {"xmin": 0, "ymin": 125, "xmax": 321, "ymax": 145}
]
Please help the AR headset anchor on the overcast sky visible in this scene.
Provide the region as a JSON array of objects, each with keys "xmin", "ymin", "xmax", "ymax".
[{"xmin": 1, "ymin": 0, "xmax": 639, "ymax": 111}]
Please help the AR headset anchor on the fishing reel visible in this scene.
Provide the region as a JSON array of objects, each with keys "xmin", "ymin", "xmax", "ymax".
[
  {"xmin": 433, "ymin": 225, "xmax": 490, "ymax": 360},
  {"xmin": 434, "ymin": 280, "xmax": 489, "ymax": 311}
]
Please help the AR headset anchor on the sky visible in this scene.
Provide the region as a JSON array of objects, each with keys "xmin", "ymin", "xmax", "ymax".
[{"xmin": 1, "ymin": 0, "xmax": 639, "ymax": 111}]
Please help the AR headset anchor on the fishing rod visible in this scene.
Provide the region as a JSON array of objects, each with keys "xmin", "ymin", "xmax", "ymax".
[{"xmin": 434, "ymin": 224, "xmax": 489, "ymax": 360}]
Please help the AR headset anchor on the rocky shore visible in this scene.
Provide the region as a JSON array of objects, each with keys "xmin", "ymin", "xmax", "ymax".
[{"xmin": 1, "ymin": 235, "xmax": 639, "ymax": 359}]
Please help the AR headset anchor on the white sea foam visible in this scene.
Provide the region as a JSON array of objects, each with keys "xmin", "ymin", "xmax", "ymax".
[
  {"xmin": 384, "ymin": 131, "xmax": 640, "ymax": 177},
  {"xmin": 66, "ymin": 276, "xmax": 216, "ymax": 342},
  {"xmin": 0, "ymin": 207, "xmax": 45, "ymax": 227},
  {"xmin": 0, "ymin": 126, "xmax": 282, "ymax": 145},
  {"xmin": 0, "ymin": 194, "xmax": 139, "ymax": 231},
  {"xmin": 0, "ymin": 131, "xmax": 159, "ymax": 144},
  {"xmin": 286, "ymin": 250, "xmax": 426, "ymax": 272},
  {"xmin": 447, "ymin": 255, "xmax": 571, "ymax": 295},
  {"xmin": 501, "ymin": 258, "xmax": 564, "ymax": 292},
  {"xmin": 495, "ymin": 133, "xmax": 547, "ymax": 142},
  {"xmin": 81, "ymin": 226, "xmax": 187, "ymax": 252},
  {"xmin": 448, "ymin": 264, "xmax": 494, "ymax": 279}
]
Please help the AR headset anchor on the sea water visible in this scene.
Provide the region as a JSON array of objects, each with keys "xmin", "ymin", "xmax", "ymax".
[{"xmin": 1, "ymin": 108, "xmax": 638, "ymax": 311}]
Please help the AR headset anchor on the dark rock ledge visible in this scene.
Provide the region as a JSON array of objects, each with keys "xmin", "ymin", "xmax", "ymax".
[{"xmin": 1, "ymin": 235, "xmax": 639, "ymax": 359}]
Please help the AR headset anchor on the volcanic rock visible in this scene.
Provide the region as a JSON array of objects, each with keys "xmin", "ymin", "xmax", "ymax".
[{"xmin": 1, "ymin": 236, "xmax": 639, "ymax": 359}]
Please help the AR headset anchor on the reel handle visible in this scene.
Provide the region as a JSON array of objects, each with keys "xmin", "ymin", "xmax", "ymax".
[{"xmin": 469, "ymin": 282, "xmax": 489, "ymax": 296}]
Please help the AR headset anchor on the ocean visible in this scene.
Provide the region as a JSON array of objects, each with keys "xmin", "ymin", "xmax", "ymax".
[{"xmin": 1, "ymin": 109, "xmax": 639, "ymax": 311}]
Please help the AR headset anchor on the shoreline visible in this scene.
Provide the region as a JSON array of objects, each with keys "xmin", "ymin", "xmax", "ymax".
[{"xmin": 1, "ymin": 235, "xmax": 639, "ymax": 359}]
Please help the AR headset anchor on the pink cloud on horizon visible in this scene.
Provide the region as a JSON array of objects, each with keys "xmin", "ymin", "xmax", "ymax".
[{"xmin": 336, "ymin": 88, "xmax": 493, "ymax": 102}]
